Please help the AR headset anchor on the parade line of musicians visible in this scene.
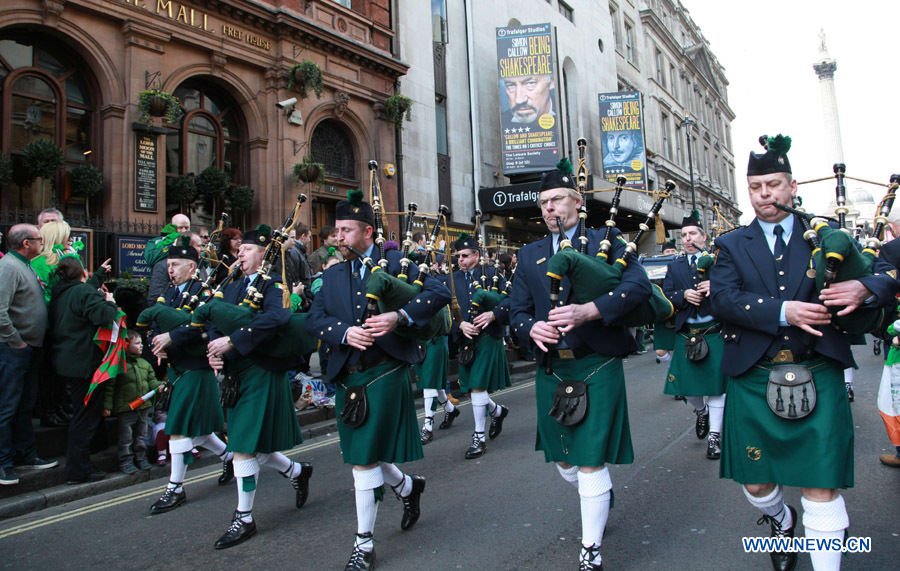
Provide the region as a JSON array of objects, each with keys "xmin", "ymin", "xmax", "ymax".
[{"xmin": 16, "ymin": 134, "xmax": 898, "ymax": 571}]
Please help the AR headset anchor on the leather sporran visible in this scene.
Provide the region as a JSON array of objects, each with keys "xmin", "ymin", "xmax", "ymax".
[
  {"xmin": 549, "ymin": 380, "xmax": 589, "ymax": 426},
  {"xmin": 766, "ymin": 364, "xmax": 816, "ymax": 420},
  {"xmin": 458, "ymin": 340, "xmax": 476, "ymax": 367},
  {"xmin": 339, "ymin": 384, "xmax": 370, "ymax": 429},
  {"xmin": 220, "ymin": 373, "xmax": 241, "ymax": 409},
  {"xmin": 684, "ymin": 334, "xmax": 709, "ymax": 362},
  {"xmin": 157, "ymin": 382, "xmax": 174, "ymax": 412}
]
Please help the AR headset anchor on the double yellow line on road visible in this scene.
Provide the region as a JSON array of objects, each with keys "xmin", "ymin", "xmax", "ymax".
[{"xmin": 0, "ymin": 379, "xmax": 534, "ymax": 540}]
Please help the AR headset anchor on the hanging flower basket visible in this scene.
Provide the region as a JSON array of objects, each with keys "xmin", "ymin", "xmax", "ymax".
[
  {"xmin": 288, "ymin": 60, "xmax": 325, "ymax": 99},
  {"xmin": 293, "ymin": 157, "xmax": 326, "ymax": 189},
  {"xmin": 384, "ymin": 94, "xmax": 413, "ymax": 130},
  {"xmin": 138, "ymin": 90, "xmax": 184, "ymax": 127}
]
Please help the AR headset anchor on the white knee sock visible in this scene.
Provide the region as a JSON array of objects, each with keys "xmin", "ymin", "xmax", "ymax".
[
  {"xmin": 556, "ymin": 464, "xmax": 579, "ymax": 488},
  {"xmin": 471, "ymin": 391, "xmax": 490, "ymax": 437},
  {"xmin": 437, "ymin": 389, "xmax": 455, "ymax": 412},
  {"xmin": 353, "ymin": 466, "xmax": 383, "ymax": 551},
  {"xmin": 577, "ymin": 468, "xmax": 613, "ymax": 565},
  {"xmin": 233, "ymin": 458, "xmax": 260, "ymax": 521},
  {"xmin": 657, "ymin": 352, "xmax": 672, "ymax": 363},
  {"xmin": 743, "ymin": 485, "xmax": 792, "ymax": 529},
  {"xmin": 192, "ymin": 433, "xmax": 229, "ymax": 459},
  {"xmin": 802, "ymin": 495, "xmax": 848, "ymax": 571},
  {"xmin": 380, "ymin": 461, "xmax": 411, "ymax": 497},
  {"xmin": 843, "ymin": 368, "xmax": 854, "ymax": 387},
  {"xmin": 423, "ymin": 389, "xmax": 437, "ymax": 427},
  {"xmin": 707, "ymin": 394, "xmax": 726, "ymax": 434},
  {"xmin": 257, "ymin": 452, "xmax": 302, "ymax": 478},
  {"xmin": 168, "ymin": 437, "xmax": 193, "ymax": 490},
  {"xmin": 685, "ymin": 396, "xmax": 706, "ymax": 412}
]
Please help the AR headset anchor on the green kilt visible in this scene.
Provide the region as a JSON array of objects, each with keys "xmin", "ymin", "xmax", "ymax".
[
  {"xmin": 413, "ymin": 336, "xmax": 449, "ymax": 390},
  {"xmin": 164, "ymin": 368, "xmax": 225, "ymax": 437},
  {"xmin": 663, "ymin": 329, "xmax": 727, "ymax": 396},
  {"xmin": 225, "ymin": 364, "xmax": 303, "ymax": 454},
  {"xmin": 458, "ymin": 335, "xmax": 511, "ymax": 393},
  {"xmin": 335, "ymin": 360, "xmax": 423, "ymax": 465},
  {"xmin": 720, "ymin": 358, "xmax": 854, "ymax": 489},
  {"xmin": 653, "ymin": 320, "xmax": 677, "ymax": 351},
  {"xmin": 535, "ymin": 354, "xmax": 634, "ymax": 466}
]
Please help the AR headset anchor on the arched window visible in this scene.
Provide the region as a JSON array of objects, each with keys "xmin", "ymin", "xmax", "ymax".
[
  {"xmin": 165, "ymin": 80, "xmax": 246, "ymax": 217},
  {"xmin": 311, "ymin": 120, "xmax": 356, "ymax": 181},
  {"xmin": 0, "ymin": 33, "xmax": 97, "ymax": 212}
]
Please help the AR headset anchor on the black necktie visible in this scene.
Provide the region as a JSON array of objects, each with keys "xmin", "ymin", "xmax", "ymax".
[
  {"xmin": 352, "ymin": 260, "xmax": 362, "ymax": 284},
  {"xmin": 773, "ymin": 225, "xmax": 786, "ymax": 261},
  {"xmin": 555, "ymin": 232, "xmax": 563, "ymax": 253},
  {"xmin": 689, "ymin": 254, "xmax": 697, "ymax": 269},
  {"xmin": 240, "ymin": 277, "xmax": 250, "ymax": 295}
]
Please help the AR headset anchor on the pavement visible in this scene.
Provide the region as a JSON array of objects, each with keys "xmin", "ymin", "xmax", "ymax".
[{"xmin": 1, "ymin": 345, "xmax": 898, "ymax": 570}]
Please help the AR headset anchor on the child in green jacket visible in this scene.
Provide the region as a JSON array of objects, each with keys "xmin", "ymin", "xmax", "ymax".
[{"xmin": 103, "ymin": 331, "xmax": 161, "ymax": 474}]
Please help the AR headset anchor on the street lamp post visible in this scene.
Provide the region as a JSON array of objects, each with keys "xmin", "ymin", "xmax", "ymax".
[{"xmin": 680, "ymin": 115, "xmax": 696, "ymax": 211}]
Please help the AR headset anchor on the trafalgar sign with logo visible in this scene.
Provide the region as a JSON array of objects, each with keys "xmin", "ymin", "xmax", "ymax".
[
  {"xmin": 496, "ymin": 23, "xmax": 561, "ymax": 175},
  {"xmin": 598, "ymin": 91, "xmax": 647, "ymax": 190}
]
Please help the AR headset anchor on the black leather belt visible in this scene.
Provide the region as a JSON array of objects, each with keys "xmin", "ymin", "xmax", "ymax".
[
  {"xmin": 343, "ymin": 355, "xmax": 391, "ymax": 375},
  {"xmin": 548, "ymin": 346, "xmax": 593, "ymax": 360}
]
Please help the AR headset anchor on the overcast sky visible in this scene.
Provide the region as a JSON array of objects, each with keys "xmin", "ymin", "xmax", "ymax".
[{"xmin": 683, "ymin": 0, "xmax": 900, "ymax": 224}]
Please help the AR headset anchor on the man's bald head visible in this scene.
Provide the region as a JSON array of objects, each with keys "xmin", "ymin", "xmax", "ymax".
[{"xmin": 171, "ymin": 214, "xmax": 191, "ymax": 233}]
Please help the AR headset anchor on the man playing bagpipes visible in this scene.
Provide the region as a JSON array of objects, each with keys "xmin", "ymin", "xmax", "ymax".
[
  {"xmin": 305, "ymin": 190, "xmax": 451, "ymax": 571},
  {"xmin": 204, "ymin": 225, "xmax": 312, "ymax": 550},
  {"xmin": 444, "ymin": 233, "xmax": 511, "ymax": 459},
  {"xmin": 146, "ymin": 238, "xmax": 233, "ymax": 515},
  {"xmin": 709, "ymin": 135, "xmax": 899, "ymax": 571},
  {"xmin": 662, "ymin": 212, "xmax": 727, "ymax": 459},
  {"xmin": 510, "ymin": 160, "xmax": 652, "ymax": 571}
]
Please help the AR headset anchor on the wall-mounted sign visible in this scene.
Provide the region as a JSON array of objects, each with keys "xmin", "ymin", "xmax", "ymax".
[
  {"xmin": 117, "ymin": 236, "xmax": 151, "ymax": 278},
  {"xmin": 598, "ymin": 91, "xmax": 647, "ymax": 190},
  {"xmin": 70, "ymin": 228, "xmax": 93, "ymax": 272},
  {"xmin": 135, "ymin": 134, "xmax": 158, "ymax": 212}
]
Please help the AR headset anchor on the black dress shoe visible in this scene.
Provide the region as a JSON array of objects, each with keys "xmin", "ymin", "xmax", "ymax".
[
  {"xmin": 420, "ymin": 427, "xmax": 433, "ymax": 445},
  {"xmin": 214, "ymin": 511, "xmax": 257, "ymax": 549},
  {"xmin": 757, "ymin": 505, "xmax": 798, "ymax": 571},
  {"xmin": 465, "ymin": 433, "xmax": 487, "ymax": 459},
  {"xmin": 488, "ymin": 405, "xmax": 509, "ymax": 439},
  {"xmin": 695, "ymin": 407, "xmax": 710, "ymax": 439},
  {"xmin": 706, "ymin": 432, "xmax": 721, "ymax": 460},
  {"xmin": 218, "ymin": 459, "xmax": 234, "ymax": 486},
  {"xmin": 66, "ymin": 470, "xmax": 106, "ymax": 485},
  {"xmin": 579, "ymin": 543, "xmax": 603, "ymax": 571},
  {"xmin": 149, "ymin": 485, "xmax": 186, "ymax": 514},
  {"xmin": 438, "ymin": 407, "xmax": 460, "ymax": 430},
  {"xmin": 399, "ymin": 475, "xmax": 425, "ymax": 530},
  {"xmin": 344, "ymin": 534, "xmax": 376, "ymax": 570},
  {"xmin": 283, "ymin": 462, "xmax": 313, "ymax": 509}
]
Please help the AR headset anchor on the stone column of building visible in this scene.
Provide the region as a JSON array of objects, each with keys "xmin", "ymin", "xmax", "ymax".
[{"xmin": 812, "ymin": 30, "xmax": 845, "ymax": 165}]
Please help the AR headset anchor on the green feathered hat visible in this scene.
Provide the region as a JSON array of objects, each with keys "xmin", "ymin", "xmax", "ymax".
[
  {"xmin": 242, "ymin": 224, "xmax": 272, "ymax": 248},
  {"xmin": 748, "ymin": 134, "xmax": 792, "ymax": 175},
  {"xmin": 166, "ymin": 234, "xmax": 200, "ymax": 263},
  {"xmin": 335, "ymin": 189, "xmax": 375, "ymax": 226},
  {"xmin": 539, "ymin": 157, "xmax": 578, "ymax": 193},
  {"xmin": 681, "ymin": 209, "xmax": 703, "ymax": 231},
  {"xmin": 453, "ymin": 231, "xmax": 479, "ymax": 252}
]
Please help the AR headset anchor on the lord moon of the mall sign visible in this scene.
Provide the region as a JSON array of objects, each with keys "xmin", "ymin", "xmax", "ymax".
[{"xmin": 496, "ymin": 23, "xmax": 561, "ymax": 175}]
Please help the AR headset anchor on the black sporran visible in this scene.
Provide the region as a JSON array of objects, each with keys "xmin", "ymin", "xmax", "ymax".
[
  {"xmin": 684, "ymin": 334, "xmax": 709, "ymax": 362},
  {"xmin": 458, "ymin": 340, "xmax": 476, "ymax": 367},
  {"xmin": 339, "ymin": 384, "xmax": 370, "ymax": 429},
  {"xmin": 220, "ymin": 373, "xmax": 241, "ymax": 409},
  {"xmin": 157, "ymin": 382, "xmax": 174, "ymax": 412},
  {"xmin": 549, "ymin": 380, "xmax": 589, "ymax": 426},
  {"xmin": 765, "ymin": 364, "xmax": 816, "ymax": 420}
]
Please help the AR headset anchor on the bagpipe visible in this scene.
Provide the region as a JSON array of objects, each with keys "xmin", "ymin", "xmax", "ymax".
[
  {"xmin": 545, "ymin": 168, "xmax": 676, "ymax": 328},
  {"xmin": 188, "ymin": 195, "xmax": 319, "ymax": 359},
  {"xmin": 199, "ymin": 212, "xmax": 229, "ymax": 278},
  {"xmin": 772, "ymin": 166, "xmax": 900, "ymax": 334}
]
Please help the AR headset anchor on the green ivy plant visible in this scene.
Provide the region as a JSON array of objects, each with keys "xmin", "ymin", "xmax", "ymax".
[
  {"xmin": 384, "ymin": 94, "xmax": 413, "ymax": 130},
  {"xmin": 111, "ymin": 271, "xmax": 149, "ymax": 295},
  {"xmin": 287, "ymin": 60, "xmax": 325, "ymax": 99},
  {"xmin": 23, "ymin": 139, "xmax": 64, "ymax": 185},
  {"xmin": 137, "ymin": 90, "xmax": 184, "ymax": 127},
  {"xmin": 293, "ymin": 156, "xmax": 326, "ymax": 189},
  {"xmin": 69, "ymin": 163, "xmax": 103, "ymax": 198}
]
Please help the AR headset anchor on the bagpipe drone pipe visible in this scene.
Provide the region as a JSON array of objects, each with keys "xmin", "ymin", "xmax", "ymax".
[{"xmin": 545, "ymin": 178, "xmax": 676, "ymax": 328}]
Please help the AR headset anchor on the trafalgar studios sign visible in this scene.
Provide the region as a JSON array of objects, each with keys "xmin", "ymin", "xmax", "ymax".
[{"xmin": 478, "ymin": 186, "xmax": 540, "ymax": 212}]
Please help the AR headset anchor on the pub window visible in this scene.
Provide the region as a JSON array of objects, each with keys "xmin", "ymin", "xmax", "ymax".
[
  {"xmin": 311, "ymin": 119, "xmax": 357, "ymax": 181},
  {"xmin": 0, "ymin": 34, "xmax": 97, "ymax": 213}
]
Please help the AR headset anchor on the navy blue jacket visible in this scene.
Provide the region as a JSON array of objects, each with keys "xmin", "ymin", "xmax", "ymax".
[
  {"xmin": 710, "ymin": 216, "xmax": 899, "ymax": 376},
  {"xmin": 510, "ymin": 226, "xmax": 651, "ymax": 361},
  {"xmin": 663, "ymin": 254, "xmax": 714, "ymax": 331},
  {"xmin": 305, "ymin": 249, "xmax": 452, "ymax": 381},
  {"xmin": 162, "ymin": 280, "xmax": 210, "ymax": 370},
  {"xmin": 442, "ymin": 266, "xmax": 510, "ymax": 342}
]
